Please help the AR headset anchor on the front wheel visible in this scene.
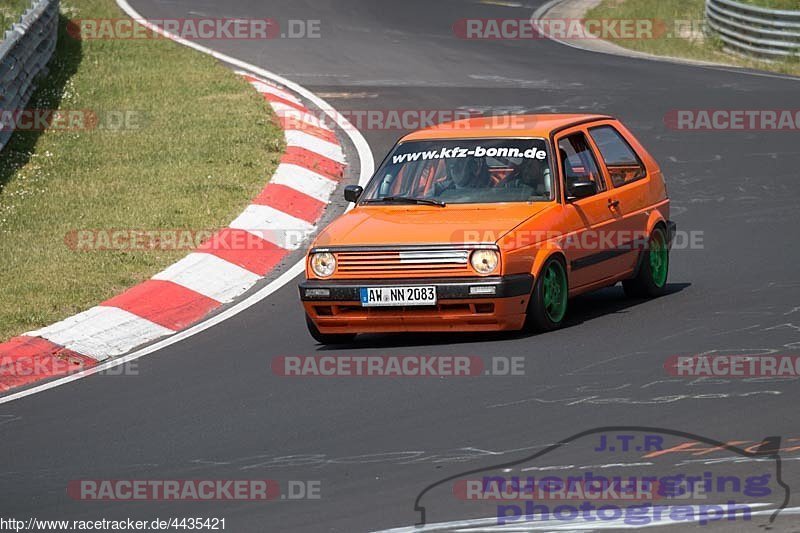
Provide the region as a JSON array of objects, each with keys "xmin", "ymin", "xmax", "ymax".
[
  {"xmin": 525, "ymin": 256, "xmax": 568, "ymax": 332},
  {"xmin": 623, "ymin": 225, "xmax": 669, "ymax": 298},
  {"xmin": 305, "ymin": 314, "xmax": 357, "ymax": 345}
]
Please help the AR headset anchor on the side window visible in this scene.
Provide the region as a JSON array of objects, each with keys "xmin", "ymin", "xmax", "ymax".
[
  {"xmin": 557, "ymin": 133, "xmax": 605, "ymax": 198},
  {"xmin": 589, "ymin": 125, "xmax": 646, "ymax": 187}
]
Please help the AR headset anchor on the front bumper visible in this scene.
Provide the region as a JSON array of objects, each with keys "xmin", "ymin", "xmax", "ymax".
[{"xmin": 299, "ymin": 274, "xmax": 534, "ymax": 333}]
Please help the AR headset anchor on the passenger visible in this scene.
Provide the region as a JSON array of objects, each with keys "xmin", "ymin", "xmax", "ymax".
[{"xmin": 500, "ymin": 157, "xmax": 551, "ymax": 196}]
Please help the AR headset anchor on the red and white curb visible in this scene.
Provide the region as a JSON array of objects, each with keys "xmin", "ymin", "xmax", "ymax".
[{"xmin": 0, "ymin": 72, "xmax": 347, "ymax": 393}]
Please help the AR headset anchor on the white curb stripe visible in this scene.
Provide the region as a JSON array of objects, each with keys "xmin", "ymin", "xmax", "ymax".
[
  {"xmin": 272, "ymin": 163, "xmax": 339, "ymax": 203},
  {"xmin": 27, "ymin": 307, "xmax": 174, "ymax": 361},
  {"xmin": 234, "ymin": 70, "xmax": 306, "ymax": 103},
  {"xmin": 285, "ymin": 130, "xmax": 346, "ymax": 164},
  {"xmin": 270, "ymin": 102, "xmax": 332, "ymax": 131},
  {"xmin": 248, "ymin": 80, "xmax": 303, "ymax": 105},
  {"xmin": 229, "ymin": 204, "xmax": 315, "ymax": 250},
  {"xmin": 152, "ymin": 253, "xmax": 260, "ymax": 303}
]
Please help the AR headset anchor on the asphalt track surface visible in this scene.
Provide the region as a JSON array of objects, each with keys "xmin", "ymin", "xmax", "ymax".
[{"xmin": 2, "ymin": 0, "xmax": 800, "ymax": 531}]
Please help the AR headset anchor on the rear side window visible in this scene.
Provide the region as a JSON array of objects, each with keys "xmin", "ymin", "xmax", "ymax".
[{"xmin": 589, "ymin": 125, "xmax": 646, "ymax": 187}]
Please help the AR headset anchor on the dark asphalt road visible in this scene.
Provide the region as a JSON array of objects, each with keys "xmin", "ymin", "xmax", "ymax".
[{"xmin": 1, "ymin": 0, "xmax": 799, "ymax": 531}]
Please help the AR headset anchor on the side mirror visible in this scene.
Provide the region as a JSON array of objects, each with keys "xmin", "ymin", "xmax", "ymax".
[
  {"xmin": 567, "ymin": 181, "xmax": 597, "ymax": 201},
  {"xmin": 344, "ymin": 185, "xmax": 363, "ymax": 203}
]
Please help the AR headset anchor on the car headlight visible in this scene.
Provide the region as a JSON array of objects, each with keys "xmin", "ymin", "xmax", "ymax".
[
  {"xmin": 470, "ymin": 249, "xmax": 499, "ymax": 275},
  {"xmin": 310, "ymin": 252, "xmax": 336, "ymax": 278}
]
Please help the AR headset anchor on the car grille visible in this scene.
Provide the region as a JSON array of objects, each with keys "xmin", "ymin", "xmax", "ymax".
[{"xmin": 334, "ymin": 248, "xmax": 474, "ymax": 278}]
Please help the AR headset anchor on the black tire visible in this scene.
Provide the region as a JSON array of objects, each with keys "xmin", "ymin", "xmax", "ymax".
[
  {"xmin": 305, "ymin": 314, "xmax": 357, "ymax": 345},
  {"xmin": 623, "ymin": 225, "xmax": 669, "ymax": 298},
  {"xmin": 525, "ymin": 256, "xmax": 568, "ymax": 332}
]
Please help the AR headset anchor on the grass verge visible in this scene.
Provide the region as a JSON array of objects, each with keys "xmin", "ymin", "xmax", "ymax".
[
  {"xmin": 0, "ymin": 0, "xmax": 34, "ymax": 31},
  {"xmin": 0, "ymin": 0, "xmax": 284, "ymax": 341},
  {"xmin": 586, "ymin": 0, "xmax": 800, "ymax": 76}
]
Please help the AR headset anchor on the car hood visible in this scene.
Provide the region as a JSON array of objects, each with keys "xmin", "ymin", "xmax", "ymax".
[{"xmin": 312, "ymin": 203, "xmax": 553, "ymax": 248}]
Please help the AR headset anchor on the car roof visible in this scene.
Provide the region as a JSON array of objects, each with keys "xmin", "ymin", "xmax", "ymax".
[{"xmin": 400, "ymin": 114, "xmax": 614, "ymax": 141}]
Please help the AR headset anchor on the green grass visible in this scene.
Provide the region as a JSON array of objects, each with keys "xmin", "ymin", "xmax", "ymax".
[
  {"xmin": 0, "ymin": 0, "xmax": 284, "ymax": 341},
  {"xmin": 0, "ymin": 0, "xmax": 34, "ymax": 31},
  {"xmin": 586, "ymin": 0, "xmax": 800, "ymax": 76}
]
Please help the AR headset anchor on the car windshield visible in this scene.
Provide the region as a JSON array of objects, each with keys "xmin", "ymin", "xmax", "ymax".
[{"xmin": 361, "ymin": 138, "xmax": 553, "ymax": 205}]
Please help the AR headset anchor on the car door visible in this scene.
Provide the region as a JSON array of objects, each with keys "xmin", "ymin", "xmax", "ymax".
[
  {"xmin": 554, "ymin": 128, "xmax": 629, "ymax": 289},
  {"xmin": 586, "ymin": 122, "xmax": 652, "ymax": 273}
]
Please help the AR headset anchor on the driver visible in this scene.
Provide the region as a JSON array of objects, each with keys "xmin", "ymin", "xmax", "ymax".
[{"xmin": 435, "ymin": 157, "xmax": 490, "ymax": 194}]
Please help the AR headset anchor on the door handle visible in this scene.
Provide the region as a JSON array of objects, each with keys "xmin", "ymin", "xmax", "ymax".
[{"xmin": 608, "ymin": 199, "xmax": 620, "ymax": 209}]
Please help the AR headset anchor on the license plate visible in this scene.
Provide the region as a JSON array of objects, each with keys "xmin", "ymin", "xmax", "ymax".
[{"xmin": 360, "ymin": 286, "xmax": 437, "ymax": 307}]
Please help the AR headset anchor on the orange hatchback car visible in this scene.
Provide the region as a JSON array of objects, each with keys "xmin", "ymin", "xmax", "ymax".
[{"xmin": 299, "ymin": 114, "xmax": 675, "ymax": 344}]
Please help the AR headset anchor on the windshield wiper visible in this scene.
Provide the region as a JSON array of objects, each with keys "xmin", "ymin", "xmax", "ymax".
[{"xmin": 364, "ymin": 196, "xmax": 446, "ymax": 207}]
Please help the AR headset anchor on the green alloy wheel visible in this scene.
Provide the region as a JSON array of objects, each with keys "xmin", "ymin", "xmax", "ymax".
[
  {"xmin": 526, "ymin": 256, "xmax": 569, "ymax": 332},
  {"xmin": 623, "ymin": 226, "xmax": 670, "ymax": 298}
]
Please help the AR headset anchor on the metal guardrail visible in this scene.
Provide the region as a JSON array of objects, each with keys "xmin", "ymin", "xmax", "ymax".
[
  {"xmin": 0, "ymin": 0, "xmax": 59, "ymax": 151},
  {"xmin": 706, "ymin": 0, "xmax": 800, "ymax": 59}
]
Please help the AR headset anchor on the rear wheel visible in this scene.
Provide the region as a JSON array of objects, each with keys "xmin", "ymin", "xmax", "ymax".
[
  {"xmin": 525, "ymin": 256, "xmax": 568, "ymax": 332},
  {"xmin": 305, "ymin": 314, "xmax": 356, "ymax": 345},
  {"xmin": 623, "ymin": 225, "xmax": 669, "ymax": 298}
]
